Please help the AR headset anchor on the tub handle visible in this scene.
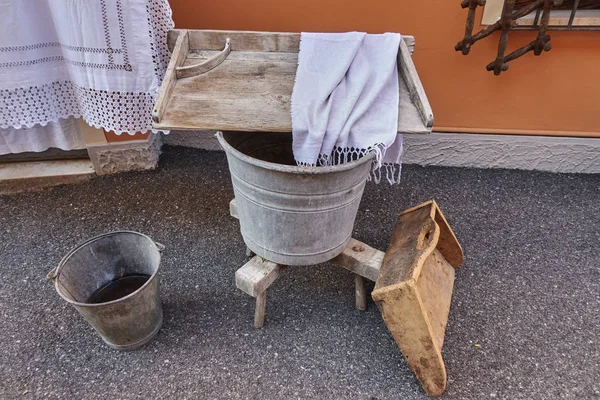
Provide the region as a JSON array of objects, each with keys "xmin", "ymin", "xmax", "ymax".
[
  {"xmin": 176, "ymin": 38, "xmax": 231, "ymax": 79},
  {"xmin": 155, "ymin": 242, "xmax": 166, "ymax": 252}
]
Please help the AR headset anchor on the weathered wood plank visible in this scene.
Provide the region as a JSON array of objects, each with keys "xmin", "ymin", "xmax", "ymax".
[
  {"xmin": 397, "ymin": 69, "xmax": 430, "ymax": 134},
  {"xmin": 432, "ymin": 206, "xmax": 464, "ymax": 268},
  {"xmin": 235, "ymin": 256, "xmax": 285, "ymax": 298},
  {"xmin": 374, "ymin": 200, "xmax": 462, "ymax": 290},
  {"xmin": 374, "ymin": 279, "xmax": 447, "ymax": 396},
  {"xmin": 169, "ymin": 29, "xmax": 415, "ymax": 56},
  {"xmin": 415, "ymin": 248, "xmax": 455, "ymax": 351},
  {"xmin": 398, "ymin": 39, "xmax": 434, "ymax": 130},
  {"xmin": 152, "ymin": 31, "xmax": 189, "ymax": 123},
  {"xmin": 169, "ymin": 29, "xmax": 302, "ymax": 53},
  {"xmin": 375, "ymin": 204, "xmax": 439, "ymax": 289},
  {"xmin": 404, "ymin": 36, "xmax": 415, "ymax": 55},
  {"xmin": 396, "ymin": 200, "xmax": 464, "ymax": 269},
  {"xmin": 155, "ymin": 30, "xmax": 429, "ymax": 133},
  {"xmin": 372, "ymin": 248, "xmax": 456, "ymax": 396},
  {"xmin": 331, "ymin": 238, "xmax": 384, "ymax": 282},
  {"xmin": 254, "ymin": 290, "xmax": 267, "ymax": 329},
  {"xmin": 355, "ymin": 274, "xmax": 367, "ymax": 311},
  {"xmin": 185, "ymin": 50, "xmax": 298, "ymax": 63},
  {"xmin": 153, "ymin": 52, "xmax": 294, "ymax": 132}
]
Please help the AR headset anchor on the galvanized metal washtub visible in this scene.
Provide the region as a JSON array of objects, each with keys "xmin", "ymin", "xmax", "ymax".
[
  {"xmin": 49, "ymin": 231, "xmax": 164, "ymax": 350},
  {"xmin": 217, "ymin": 131, "xmax": 375, "ymax": 266}
]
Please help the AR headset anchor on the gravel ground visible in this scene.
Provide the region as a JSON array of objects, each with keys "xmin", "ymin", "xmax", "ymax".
[{"xmin": 0, "ymin": 145, "xmax": 598, "ymax": 399}]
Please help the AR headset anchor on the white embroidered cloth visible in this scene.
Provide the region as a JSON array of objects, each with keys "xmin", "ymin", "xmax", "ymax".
[
  {"xmin": 0, "ymin": 0, "xmax": 173, "ymax": 135},
  {"xmin": 0, "ymin": 117, "xmax": 85, "ymax": 155},
  {"xmin": 291, "ymin": 32, "xmax": 404, "ymax": 184}
]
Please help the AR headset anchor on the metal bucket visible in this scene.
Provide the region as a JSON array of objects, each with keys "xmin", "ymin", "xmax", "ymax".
[
  {"xmin": 49, "ymin": 231, "xmax": 164, "ymax": 350},
  {"xmin": 217, "ymin": 131, "xmax": 375, "ymax": 265}
]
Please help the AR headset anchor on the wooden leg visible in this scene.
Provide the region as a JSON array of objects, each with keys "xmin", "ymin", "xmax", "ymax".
[
  {"xmin": 236, "ymin": 256, "xmax": 284, "ymax": 328},
  {"xmin": 355, "ymin": 274, "xmax": 367, "ymax": 311},
  {"xmin": 246, "ymin": 247, "xmax": 255, "ymax": 257},
  {"xmin": 254, "ymin": 290, "xmax": 267, "ymax": 329}
]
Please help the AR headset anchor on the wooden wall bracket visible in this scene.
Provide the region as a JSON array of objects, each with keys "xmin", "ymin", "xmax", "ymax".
[{"xmin": 455, "ymin": 0, "xmax": 559, "ymax": 75}]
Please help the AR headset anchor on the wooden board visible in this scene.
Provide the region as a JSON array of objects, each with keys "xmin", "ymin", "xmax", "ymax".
[
  {"xmin": 416, "ymin": 248, "xmax": 455, "ymax": 351},
  {"xmin": 166, "ymin": 29, "xmax": 416, "ymax": 59},
  {"xmin": 398, "ymin": 39, "xmax": 434, "ymax": 130},
  {"xmin": 235, "ymin": 256, "xmax": 285, "ymax": 298},
  {"xmin": 331, "ymin": 238, "xmax": 384, "ymax": 282},
  {"xmin": 372, "ymin": 252, "xmax": 450, "ymax": 397},
  {"xmin": 153, "ymin": 29, "xmax": 432, "ymax": 134},
  {"xmin": 235, "ymin": 255, "xmax": 286, "ymax": 329},
  {"xmin": 371, "ymin": 200, "xmax": 463, "ymax": 397},
  {"xmin": 152, "ymin": 31, "xmax": 189, "ymax": 125}
]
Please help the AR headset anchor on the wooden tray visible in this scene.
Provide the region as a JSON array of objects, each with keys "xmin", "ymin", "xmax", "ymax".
[{"xmin": 152, "ymin": 30, "xmax": 433, "ymax": 134}]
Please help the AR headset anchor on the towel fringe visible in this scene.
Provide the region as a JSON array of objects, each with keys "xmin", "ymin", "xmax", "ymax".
[{"xmin": 297, "ymin": 143, "xmax": 401, "ymax": 184}]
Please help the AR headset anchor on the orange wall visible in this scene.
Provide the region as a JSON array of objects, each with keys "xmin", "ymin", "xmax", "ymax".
[
  {"xmin": 104, "ymin": 130, "xmax": 149, "ymax": 142},
  {"xmin": 169, "ymin": 0, "xmax": 600, "ymax": 138}
]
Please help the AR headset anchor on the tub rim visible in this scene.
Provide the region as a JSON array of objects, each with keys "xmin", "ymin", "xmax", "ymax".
[{"xmin": 216, "ymin": 131, "xmax": 376, "ymax": 175}]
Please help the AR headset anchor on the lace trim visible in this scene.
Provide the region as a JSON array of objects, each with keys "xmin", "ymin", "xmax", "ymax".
[
  {"xmin": 0, "ymin": 0, "xmax": 174, "ymax": 135},
  {"xmin": 0, "ymin": 81, "xmax": 156, "ymax": 134},
  {"xmin": 146, "ymin": 0, "xmax": 173, "ymax": 81}
]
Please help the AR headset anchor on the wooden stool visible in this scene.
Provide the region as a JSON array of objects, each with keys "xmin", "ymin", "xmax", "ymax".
[
  {"xmin": 231, "ymin": 199, "xmax": 463, "ymax": 396},
  {"xmin": 235, "ymin": 256, "xmax": 285, "ymax": 329}
]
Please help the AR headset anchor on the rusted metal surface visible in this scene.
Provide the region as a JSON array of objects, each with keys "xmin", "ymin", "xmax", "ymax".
[
  {"xmin": 455, "ymin": 0, "xmax": 600, "ymax": 75},
  {"xmin": 533, "ymin": 0, "xmax": 554, "ymax": 54},
  {"xmin": 454, "ymin": 0, "xmax": 543, "ymax": 54},
  {"xmin": 493, "ymin": 0, "xmax": 516, "ymax": 74},
  {"xmin": 457, "ymin": 0, "xmax": 487, "ymax": 55}
]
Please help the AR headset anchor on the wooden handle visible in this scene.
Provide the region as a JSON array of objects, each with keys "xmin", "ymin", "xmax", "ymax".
[
  {"xmin": 416, "ymin": 221, "xmax": 436, "ymax": 251},
  {"xmin": 176, "ymin": 38, "xmax": 231, "ymax": 79}
]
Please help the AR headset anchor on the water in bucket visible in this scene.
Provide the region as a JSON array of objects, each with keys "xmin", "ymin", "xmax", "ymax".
[
  {"xmin": 87, "ymin": 273, "xmax": 152, "ymax": 304},
  {"xmin": 50, "ymin": 231, "xmax": 164, "ymax": 350}
]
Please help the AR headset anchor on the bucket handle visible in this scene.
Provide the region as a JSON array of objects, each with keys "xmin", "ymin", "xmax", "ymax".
[
  {"xmin": 48, "ymin": 267, "xmax": 59, "ymax": 284},
  {"xmin": 48, "ymin": 233, "xmax": 165, "ymax": 285}
]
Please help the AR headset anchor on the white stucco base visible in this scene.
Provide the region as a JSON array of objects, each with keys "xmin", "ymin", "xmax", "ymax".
[
  {"xmin": 87, "ymin": 133, "xmax": 162, "ymax": 176},
  {"xmin": 402, "ymin": 133, "xmax": 600, "ymax": 174},
  {"xmin": 162, "ymin": 131, "xmax": 600, "ymax": 174},
  {"xmin": 163, "ymin": 130, "xmax": 221, "ymax": 151}
]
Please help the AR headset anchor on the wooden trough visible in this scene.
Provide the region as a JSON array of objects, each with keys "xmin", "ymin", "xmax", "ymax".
[{"xmin": 371, "ymin": 201, "xmax": 463, "ymax": 396}]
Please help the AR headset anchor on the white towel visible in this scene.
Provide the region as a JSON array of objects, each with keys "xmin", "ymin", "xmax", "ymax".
[{"xmin": 291, "ymin": 32, "xmax": 404, "ymax": 184}]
